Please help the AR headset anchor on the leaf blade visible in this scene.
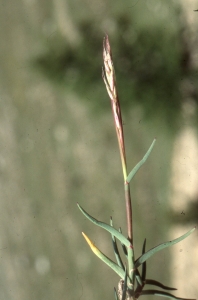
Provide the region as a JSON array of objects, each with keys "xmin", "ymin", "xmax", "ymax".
[
  {"xmin": 78, "ymin": 203, "xmax": 131, "ymax": 248},
  {"xmin": 82, "ymin": 232, "xmax": 126, "ymax": 279},
  {"xmin": 114, "ymin": 288, "xmax": 119, "ymax": 300},
  {"xmin": 135, "ymin": 227, "xmax": 195, "ymax": 268},
  {"xmin": 126, "ymin": 139, "xmax": 156, "ymax": 183},
  {"xmin": 121, "ymin": 266, "xmax": 128, "ymax": 300},
  {"xmin": 110, "ymin": 217, "xmax": 125, "ymax": 269}
]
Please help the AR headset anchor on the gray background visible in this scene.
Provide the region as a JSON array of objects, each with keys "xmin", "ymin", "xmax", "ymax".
[{"xmin": 0, "ymin": 0, "xmax": 197, "ymax": 299}]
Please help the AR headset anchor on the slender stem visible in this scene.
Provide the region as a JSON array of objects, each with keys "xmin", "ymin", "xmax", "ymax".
[
  {"xmin": 124, "ymin": 182, "xmax": 133, "ymax": 244},
  {"xmin": 102, "ymin": 34, "xmax": 135, "ymax": 295},
  {"xmin": 125, "ymin": 180, "xmax": 134, "ymax": 291}
]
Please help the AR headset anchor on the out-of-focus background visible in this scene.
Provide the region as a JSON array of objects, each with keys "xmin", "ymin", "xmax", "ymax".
[{"xmin": 0, "ymin": 0, "xmax": 198, "ymax": 299}]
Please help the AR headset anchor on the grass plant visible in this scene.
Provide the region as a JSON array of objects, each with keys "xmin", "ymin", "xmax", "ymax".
[{"xmin": 77, "ymin": 35, "xmax": 196, "ymax": 300}]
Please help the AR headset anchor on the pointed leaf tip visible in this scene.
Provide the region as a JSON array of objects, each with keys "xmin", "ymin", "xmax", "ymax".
[
  {"xmin": 81, "ymin": 233, "xmax": 127, "ymax": 281},
  {"xmin": 126, "ymin": 139, "xmax": 156, "ymax": 183},
  {"xmin": 114, "ymin": 287, "xmax": 119, "ymax": 300},
  {"xmin": 78, "ymin": 203, "xmax": 131, "ymax": 247},
  {"xmin": 135, "ymin": 227, "xmax": 195, "ymax": 268},
  {"xmin": 82, "ymin": 232, "xmax": 94, "ymax": 247}
]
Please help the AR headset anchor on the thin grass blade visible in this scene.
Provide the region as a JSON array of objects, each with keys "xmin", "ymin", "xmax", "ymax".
[
  {"xmin": 110, "ymin": 217, "xmax": 125, "ymax": 269},
  {"xmin": 82, "ymin": 232, "xmax": 126, "ymax": 280},
  {"xmin": 135, "ymin": 227, "xmax": 195, "ymax": 268},
  {"xmin": 134, "ymin": 268, "xmax": 143, "ymax": 286},
  {"xmin": 126, "ymin": 139, "xmax": 156, "ymax": 183},
  {"xmin": 121, "ymin": 266, "xmax": 128, "ymax": 300},
  {"xmin": 119, "ymin": 227, "xmax": 128, "ymax": 257},
  {"xmin": 114, "ymin": 288, "xmax": 119, "ymax": 300},
  {"xmin": 78, "ymin": 203, "xmax": 131, "ymax": 248}
]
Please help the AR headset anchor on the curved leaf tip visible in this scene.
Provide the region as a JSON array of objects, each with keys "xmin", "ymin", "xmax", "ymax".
[
  {"xmin": 82, "ymin": 233, "xmax": 126, "ymax": 280},
  {"xmin": 78, "ymin": 203, "xmax": 131, "ymax": 248},
  {"xmin": 135, "ymin": 227, "xmax": 195, "ymax": 268}
]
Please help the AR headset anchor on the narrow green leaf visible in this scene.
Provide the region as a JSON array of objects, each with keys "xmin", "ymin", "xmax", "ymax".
[
  {"xmin": 110, "ymin": 217, "xmax": 125, "ymax": 269},
  {"xmin": 126, "ymin": 139, "xmax": 156, "ymax": 183},
  {"xmin": 135, "ymin": 269, "xmax": 143, "ymax": 286},
  {"xmin": 127, "ymin": 246, "xmax": 135, "ymax": 282},
  {"xmin": 119, "ymin": 227, "xmax": 128, "ymax": 257},
  {"xmin": 133, "ymin": 241, "xmax": 146, "ymax": 288},
  {"xmin": 135, "ymin": 227, "xmax": 195, "ymax": 268},
  {"xmin": 114, "ymin": 288, "xmax": 119, "ymax": 300},
  {"xmin": 82, "ymin": 232, "xmax": 126, "ymax": 280},
  {"xmin": 141, "ymin": 289, "xmax": 196, "ymax": 300},
  {"xmin": 122, "ymin": 266, "xmax": 128, "ymax": 300},
  {"xmin": 77, "ymin": 203, "xmax": 131, "ymax": 248}
]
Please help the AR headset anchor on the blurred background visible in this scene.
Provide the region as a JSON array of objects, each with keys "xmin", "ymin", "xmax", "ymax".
[{"xmin": 0, "ymin": 0, "xmax": 198, "ymax": 299}]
